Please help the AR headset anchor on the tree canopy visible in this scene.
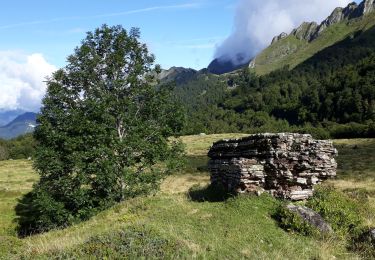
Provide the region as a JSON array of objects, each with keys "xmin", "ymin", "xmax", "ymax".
[{"xmin": 17, "ymin": 25, "xmax": 184, "ymax": 235}]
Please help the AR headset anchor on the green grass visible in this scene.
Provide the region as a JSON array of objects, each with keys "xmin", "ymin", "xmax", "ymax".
[
  {"xmin": 0, "ymin": 135, "xmax": 374, "ymax": 259},
  {"xmin": 254, "ymin": 14, "xmax": 375, "ymax": 75},
  {"xmin": 0, "ymin": 160, "xmax": 37, "ymax": 237}
]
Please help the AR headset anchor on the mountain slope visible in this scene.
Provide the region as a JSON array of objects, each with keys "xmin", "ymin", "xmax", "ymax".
[
  {"xmin": 251, "ymin": 0, "xmax": 375, "ymax": 75},
  {"xmin": 207, "ymin": 56, "xmax": 250, "ymax": 75},
  {"xmin": 158, "ymin": 67, "xmax": 198, "ymax": 85},
  {"xmin": 0, "ymin": 110, "xmax": 27, "ymax": 126},
  {"xmin": 180, "ymin": 21, "xmax": 375, "ymax": 137},
  {"xmin": 0, "ymin": 112, "xmax": 37, "ymax": 140}
]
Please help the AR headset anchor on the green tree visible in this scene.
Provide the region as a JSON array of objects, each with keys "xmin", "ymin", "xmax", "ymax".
[{"xmin": 17, "ymin": 25, "xmax": 184, "ymax": 235}]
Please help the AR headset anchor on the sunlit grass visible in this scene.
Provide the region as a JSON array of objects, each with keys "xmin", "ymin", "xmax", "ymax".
[
  {"xmin": 0, "ymin": 136, "xmax": 374, "ymax": 259},
  {"xmin": 0, "ymin": 160, "xmax": 37, "ymax": 237}
]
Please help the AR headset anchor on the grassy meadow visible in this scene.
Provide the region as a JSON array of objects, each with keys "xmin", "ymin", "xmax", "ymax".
[{"xmin": 0, "ymin": 135, "xmax": 374, "ymax": 259}]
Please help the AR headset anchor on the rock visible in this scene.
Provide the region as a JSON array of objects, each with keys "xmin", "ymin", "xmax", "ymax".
[
  {"xmin": 271, "ymin": 32, "xmax": 288, "ymax": 44},
  {"xmin": 249, "ymin": 58, "xmax": 256, "ymax": 69},
  {"xmin": 286, "ymin": 204, "xmax": 332, "ymax": 233},
  {"xmin": 268, "ymin": 0, "xmax": 375, "ymax": 45},
  {"xmin": 207, "ymin": 133, "xmax": 337, "ymax": 200},
  {"xmin": 370, "ymin": 228, "xmax": 375, "ymax": 241},
  {"xmin": 358, "ymin": 0, "xmax": 375, "ymax": 15},
  {"xmin": 292, "ymin": 22, "xmax": 318, "ymax": 41}
]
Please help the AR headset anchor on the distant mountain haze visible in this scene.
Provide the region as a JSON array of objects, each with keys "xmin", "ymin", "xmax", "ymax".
[
  {"xmin": 0, "ymin": 112, "xmax": 37, "ymax": 140},
  {"xmin": 0, "ymin": 109, "xmax": 27, "ymax": 126}
]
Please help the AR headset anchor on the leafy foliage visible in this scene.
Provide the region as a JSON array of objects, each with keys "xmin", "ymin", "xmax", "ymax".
[
  {"xmin": 0, "ymin": 134, "xmax": 36, "ymax": 161},
  {"xmin": 349, "ymin": 227, "xmax": 375, "ymax": 259},
  {"xmin": 274, "ymin": 205, "xmax": 319, "ymax": 237},
  {"xmin": 306, "ymin": 186, "xmax": 364, "ymax": 237},
  {"xmin": 17, "ymin": 25, "xmax": 184, "ymax": 234}
]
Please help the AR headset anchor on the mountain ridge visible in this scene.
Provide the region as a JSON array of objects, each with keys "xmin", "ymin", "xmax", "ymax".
[
  {"xmin": 0, "ymin": 112, "xmax": 37, "ymax": 140},
  {"xmin": 250, "ymin": 0, "xmax": 375, "ymax": 75}
]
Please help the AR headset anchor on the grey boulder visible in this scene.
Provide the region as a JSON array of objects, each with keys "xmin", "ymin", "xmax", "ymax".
[{"xmin": 286, "ymin": 204, "xmax": 332, "ymax": 233}]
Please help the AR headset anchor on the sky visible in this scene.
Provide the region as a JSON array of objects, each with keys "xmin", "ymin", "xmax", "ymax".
[{"xmin": 0, "ymin": 0, "xmax": 361, "ymax": 112}]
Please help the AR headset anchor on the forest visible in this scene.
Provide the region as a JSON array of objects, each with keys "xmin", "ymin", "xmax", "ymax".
[{"xmin": 175, "ymin": 26, "xmax": 375, "ymax": 139}]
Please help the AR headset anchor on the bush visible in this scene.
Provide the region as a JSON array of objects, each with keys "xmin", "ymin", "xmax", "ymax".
[
  {"xmin": 273, "ymin": 204, "xmax": 319, "ymax": 236},
  {"xmin": 306, "ymin": 186, "xmax": 364, "ymax": 236},
  {"xmin": 16, "ymin": 187, "xmax": 76, "ymax": 236},
  {"xmin": 293, "ymin": 125, "xmax": 331, "ymax": 140},
  {"xmin": 0, "ymin": 134, "xmax": 36, "ymax": 161},
  {"xmin": 349, "ymin": 227, "xmax": 375, "ymax": 259},
  {"xmin": 327, "ymin": 122, "xmax": 370, "ymax": 139}
]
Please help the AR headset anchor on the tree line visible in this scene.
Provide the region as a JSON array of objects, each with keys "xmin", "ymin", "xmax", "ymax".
[
  {"xmin": 0, "ymin": 134, "xmax": 36, "ymax": 161},
  {"xmin": 176, "ymin": 26, "xmax": 375, "ymax": 139}
]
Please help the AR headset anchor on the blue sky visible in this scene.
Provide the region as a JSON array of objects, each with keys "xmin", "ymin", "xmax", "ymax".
[{"xmin": 0, "ymin": 0, "xmax": 235, "ymax": 70}]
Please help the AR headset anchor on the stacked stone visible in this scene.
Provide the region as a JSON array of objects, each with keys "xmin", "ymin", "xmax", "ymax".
[{"xmin": 208, "ymin": 133, "xmax": 337, "ymax": 200}]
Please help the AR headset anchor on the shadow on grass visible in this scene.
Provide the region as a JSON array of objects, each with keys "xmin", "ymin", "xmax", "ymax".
[
  {"xmin": 14, "ymin": 190, "xmax": 62, "ymax": 238},
  {"xmin": 187, "ymin": 184, "xmax": 234, "ymax": 202},
  {"xmin": 14, "ymin": 191, "xmax": 39, "ymax": 237}
]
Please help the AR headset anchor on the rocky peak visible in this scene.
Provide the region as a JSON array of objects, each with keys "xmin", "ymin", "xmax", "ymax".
[
  {"xmin": 356, "ymin": 0, "xmax": 375, "ymax": 15},
  {"xmin": 277, "ymin": 0, "xmax": 375, "ymax": 44},
  {"xmin": 158, "ymin": 66, "xmax": 198, "ymax": 84},
  {"xmin": 208, "ymin": 54, "xmax": 251, "ymax": 75},
  {"xmin": 291, "ymin": 22, "xmax": 318, "ymax": 41},
  {"xmin": 271, "ymin": 32, "xmax": 288, "ymax": 45},
  {"xmin": 344, "ymin": 2, "xmax": 359, "ymax": 17},
  {"xmin": 325, "ymin": 7, "xmax": 345, "ymax": 26}
]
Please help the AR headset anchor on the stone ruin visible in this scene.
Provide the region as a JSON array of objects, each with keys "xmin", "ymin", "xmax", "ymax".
[{"xmin": 208, "ymin": 133, "xmax": 338, "ymax": 200}]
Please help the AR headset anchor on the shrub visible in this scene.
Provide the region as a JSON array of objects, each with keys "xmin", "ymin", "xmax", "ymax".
[
  {"xmin": 349, "ymin": 227, "xmax": 375, "ymax": 259},
  {"xmin": 273, "ymin": 204, "xmax": 319, "ymax": 236},
  {"xmin": 307, "ymin": 186, "xmax": 364, "ymax": 236},
  {"xmin": 327, "ymin": 122, "xmax": 370, "ymax": 139}
]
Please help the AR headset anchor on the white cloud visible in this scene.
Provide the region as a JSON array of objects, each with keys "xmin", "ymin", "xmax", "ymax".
[
  {"xmin": 215, "ymin": 0, "xmax": 352, "ymax": 63},
  {"xmin": 0, "ymin": 51, "xmax": 56, "ymax": 111}
]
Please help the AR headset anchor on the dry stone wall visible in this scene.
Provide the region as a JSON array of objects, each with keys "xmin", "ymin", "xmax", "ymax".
[{"xmin": 208, "ymin": 133, "xmax": 337, "ymax": 200}]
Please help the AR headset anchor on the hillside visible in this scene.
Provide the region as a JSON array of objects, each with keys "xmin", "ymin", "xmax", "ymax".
[
  {"xmin": 207, "ymin": 56, "xmax": 250, "ymax": 75},
  {"xmin": 178, "ymin": 19, "xmax": 375, "ymax": 137},
  {"xmin": 0, "ymin": 136, "xmax": 374, "ymax": 259},
  {"xmin": 251, "ymin": 0, "xmax": 375, "ymax": 75},
  {"xmin": 158, "ymin": 67, "xmax": 198, "ymax": 85},
  {"xmin": 0, "ymin": 112, "xmax": 37, "ymax": 140},
  {"xmin": 0, "ymin": 110, "xmax": 27, "ymax": 127}
]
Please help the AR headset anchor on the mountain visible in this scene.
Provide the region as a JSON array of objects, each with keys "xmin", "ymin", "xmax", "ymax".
[
  {"xmin": 0, "ymin": 109, "xmax": 27, "ymax": 126},
  {"xmin": 0, "ymin": 112, "xmax": 37, "ymax": 140},
  {"xmin": 158, "ymin": 67, "xmax": 198, "ymax": 85},
  {"xmin": 178, "ymin": 16, "xmax": 375, "ymax": 137},
  {"xmin": 250, "ymin": 0, "xmax": 375, "ymax": 75},
  {"xmin": 207, "ymin": 55, "xmax": 251, "ymax": 75}
]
